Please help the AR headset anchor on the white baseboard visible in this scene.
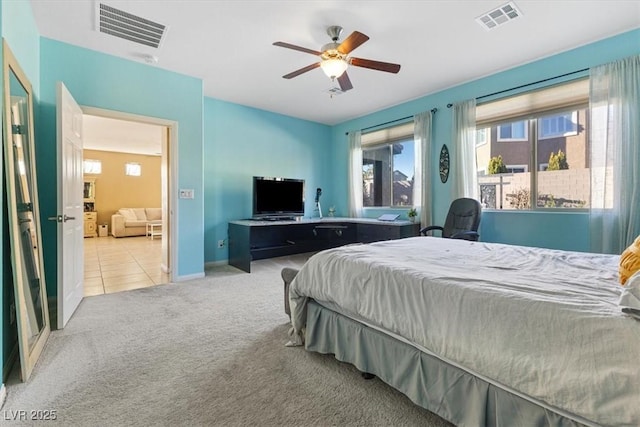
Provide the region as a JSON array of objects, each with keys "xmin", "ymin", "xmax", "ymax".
[{"xmin": 175, "ymin": 272, "xmax": 206, "ymax": 282}]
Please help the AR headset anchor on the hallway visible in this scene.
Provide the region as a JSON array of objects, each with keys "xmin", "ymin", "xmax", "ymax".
[{"xmin": 83, "ymin": 235, "xmax": 169, "ymax": 295}]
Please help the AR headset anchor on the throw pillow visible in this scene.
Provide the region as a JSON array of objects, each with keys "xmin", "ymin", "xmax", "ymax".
[
  {"xmin": 131, "ymin": 208, "xmax": 146, "ymax": 220},
  {"xmin": 620, "ymin": 235, "xmax": 640, "ymax": 285},
  {"xmin": 118, "ymin": 209, "xmax": 137, "ymax": 221},
  {"xmin": 146, "ymin": 208, "xmax": 162, "ymax": 221}
]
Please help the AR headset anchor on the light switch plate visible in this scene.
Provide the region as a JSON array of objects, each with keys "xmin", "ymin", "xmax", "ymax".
[{"xmin": 179, "ymin": 189, "xmax": 194, "ymax": 199}]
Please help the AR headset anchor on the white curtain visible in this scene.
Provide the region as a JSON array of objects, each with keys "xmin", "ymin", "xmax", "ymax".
[
  {"xmin": 589, "ymin": 54, "xmax": 640, "ymax": 254},
  {"xmin": 347, "ymin": 130, "xmax": 363, "ymax": 217},
  {"xmin": 452, "ymin": 99, "xmax": 478, "ymax": 200},
  {"xmin": 413, "ymin": 111, "xmax": 433, "ymax": 227}
]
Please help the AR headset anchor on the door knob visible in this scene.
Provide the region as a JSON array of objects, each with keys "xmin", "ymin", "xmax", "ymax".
[{"xmin": 47, "ymin": 214, "xmax": 75, "ymax": 223}]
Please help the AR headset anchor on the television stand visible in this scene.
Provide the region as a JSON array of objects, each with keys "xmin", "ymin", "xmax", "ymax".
[
  {"xmin": 256, "ymin": 216, "xmax": 299, "ymax": 221},
  {"xmin": 228, "ymin": 218, "xmax": 419, "ymax": 272}
]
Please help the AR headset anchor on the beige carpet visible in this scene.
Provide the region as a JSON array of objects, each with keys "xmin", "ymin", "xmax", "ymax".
[{"xmin": 2, "ymin": 254, "xmax": 452, "ymax": 426}]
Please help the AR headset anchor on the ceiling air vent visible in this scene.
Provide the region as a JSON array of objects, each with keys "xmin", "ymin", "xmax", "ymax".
[
  {"xmin": 96, "ymin": 3, "xmax": 167, "ymax": 48},
  {"xmin": 476, "ymin": 2, "xmax": 522, "ymax": 31}
]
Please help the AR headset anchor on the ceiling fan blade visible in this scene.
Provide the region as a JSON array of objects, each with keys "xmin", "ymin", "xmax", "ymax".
[
  {"xmin": 337, "ymin": 72, "xmax": 353, "ymax": 92},
  {"xmin": 350, "ymin": 57, "xmax": 401, "ymax": 74},
  {"xmin": 282, "ymin": 63, "xmax": 321, "ymax": 79},
  {"xmin": 337, "ymin": 31, "xmax": 369, "ymax": 55},
  {"xmin": 273, "ymin": 41, "xmax": 321, "ymax": 56}
]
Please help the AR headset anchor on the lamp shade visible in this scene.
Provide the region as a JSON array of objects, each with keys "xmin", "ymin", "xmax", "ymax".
[{"xmin": 320, "ymin": 59, "xmax": 348, "ymax": 79}]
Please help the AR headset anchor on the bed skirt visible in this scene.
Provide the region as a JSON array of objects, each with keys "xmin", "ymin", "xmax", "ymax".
[{"xmin": 305, "ymin": 301, "xmax": 587, "ymax": 427}]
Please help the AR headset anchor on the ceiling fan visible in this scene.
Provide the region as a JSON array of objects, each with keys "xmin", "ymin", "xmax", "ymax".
[{"xmin": 273, "ymin": 26, "xmax": 401, "ymax": 92}]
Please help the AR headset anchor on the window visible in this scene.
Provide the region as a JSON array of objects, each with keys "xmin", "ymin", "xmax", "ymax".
[
  {"xmin": 83, "ymin": 159, "xmax": 102, "ymax": 174},
  {"xmin": 476, "ymin": 128, "xmax": 488, "ymax": 146},
  {"xmin": 361, "ymin": 123, "xmax": 415, "ymax": 207},
  {"xmin": 475, "ymin": 78, "xmax": 590, "ymax": 210},
  {"xmin": 497, "ymin": 120, "xmax": 528, "ymax": 141},
  {"xmin": 539, "ymin": 111, "xmax": 578, "ymax": 139},
  {"xmin": 506, "ymin": 165, "xmax": 527, "ymax": 173},
  {"xmin": 125, "ymin": 162, "xmax": 141, "ymax": 176}
]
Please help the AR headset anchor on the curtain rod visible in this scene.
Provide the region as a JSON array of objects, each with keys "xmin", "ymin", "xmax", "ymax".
[
  {"xmin": 345, "ymin": 107, "xmax": 437, "ymax": 135},
  {"xmin": 446, "ymin": 67, "xmax": 589, "ymax": 108}
]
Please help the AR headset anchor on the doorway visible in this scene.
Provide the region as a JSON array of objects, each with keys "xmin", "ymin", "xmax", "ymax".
[{"xmin": 79, "ymin": 108, "xmax": 177, "ymax": 295}]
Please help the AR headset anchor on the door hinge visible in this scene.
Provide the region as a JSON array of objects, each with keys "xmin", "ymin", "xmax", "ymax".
[{"xmin": 12, "ymin": 124, "xmax": 25, "ymax": 135}]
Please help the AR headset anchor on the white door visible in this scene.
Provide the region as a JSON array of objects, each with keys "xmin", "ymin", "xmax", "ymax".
[{"xmin": 56, "ymin": 82, "xmax": 84, "ymax": 328}]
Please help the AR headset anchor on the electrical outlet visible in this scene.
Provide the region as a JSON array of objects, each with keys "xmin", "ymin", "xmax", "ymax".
[{"xmin": 218, "ymin": 239, "xmax": 225, "ymax": 248}]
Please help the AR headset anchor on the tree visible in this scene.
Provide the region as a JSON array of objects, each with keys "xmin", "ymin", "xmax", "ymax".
[
  {"xmin": 488, "ymin": 155, "xmax": 508, "ymax": 174},
  {"xmin": 548, "ymin": 149, "xmax": 569, "ymax": 170}
]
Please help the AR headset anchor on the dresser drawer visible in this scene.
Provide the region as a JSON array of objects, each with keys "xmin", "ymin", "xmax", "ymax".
[{"xmin": 84, "ymin": 211, "xmax": 98, "ymax": 237}]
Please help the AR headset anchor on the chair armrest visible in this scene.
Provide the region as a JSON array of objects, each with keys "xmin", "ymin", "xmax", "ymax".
[
  {"xmin": 450, "ymin": 230, "xmax": 480, "ymax": 241},
  {"xmin": 420, "ymin": 225, "xmax": 443, "ymax": 236},
  {"xmin": 111, "ymin": 214, "xmax": 126, "ymax": 237}
]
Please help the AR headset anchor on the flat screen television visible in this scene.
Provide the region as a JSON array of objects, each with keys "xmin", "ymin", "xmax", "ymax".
[{"xmin": 252, "ymin": 176, "xmax": 305, "ymax": 220}]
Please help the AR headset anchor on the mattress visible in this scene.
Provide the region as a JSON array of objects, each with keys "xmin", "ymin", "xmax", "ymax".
[{"xmin": 288, "ymin": 237, "xmax": 640, "ymax": 426}]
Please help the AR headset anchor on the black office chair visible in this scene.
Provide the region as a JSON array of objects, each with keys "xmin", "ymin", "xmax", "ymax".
[{"xmin": 420, "ymin": 197, "xmax": 482, "ymax": 241}]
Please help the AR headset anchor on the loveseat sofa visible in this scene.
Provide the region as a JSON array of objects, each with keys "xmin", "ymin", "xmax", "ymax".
[{"xmin": 111, "ymin": 208, "xmax": 162, "ymax": 238}]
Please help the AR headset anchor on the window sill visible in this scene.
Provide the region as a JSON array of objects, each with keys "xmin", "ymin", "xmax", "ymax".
[{"xmin": 482, "ymin": 208, "xmax": 589, "ymax": 214}]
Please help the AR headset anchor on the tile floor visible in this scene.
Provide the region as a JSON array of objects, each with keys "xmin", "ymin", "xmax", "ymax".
[{"xmin": 83, "ymin": 235, "xmax": 170, "ymax": 296}]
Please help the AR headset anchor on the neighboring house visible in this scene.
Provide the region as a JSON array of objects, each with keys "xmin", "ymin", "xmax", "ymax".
[
  {"xmin": 476, "ymin": 108, "xmax": 588, "ymax": 174},
  {"xmin": 476, "ymin": 108, "xmax": 590, "ymax": 209}
]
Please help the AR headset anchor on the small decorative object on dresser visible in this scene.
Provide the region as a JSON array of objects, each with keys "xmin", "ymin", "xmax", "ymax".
[{"xmin": 407, "ymin": 207, "xmax": 417, "ymax": 222}]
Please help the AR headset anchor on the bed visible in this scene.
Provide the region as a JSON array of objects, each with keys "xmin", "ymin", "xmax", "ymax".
[{"xmin": 287, "ymin": 236, "xmax": 640, "ymax": 426}]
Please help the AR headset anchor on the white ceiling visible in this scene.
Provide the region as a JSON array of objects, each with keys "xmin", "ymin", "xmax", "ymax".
[
  {"xmin": 82, "ymin": 115, "xmax": 164, "ymax": 156},
  {"xmin": 31, "ymin": 0, "xmax": 640, "ymax": 127}
]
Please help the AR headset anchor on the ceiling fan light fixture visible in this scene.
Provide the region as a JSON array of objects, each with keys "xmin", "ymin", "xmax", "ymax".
[{"xmin": 321, "ymin": 58, "xmax": 348, "ymax": 79}]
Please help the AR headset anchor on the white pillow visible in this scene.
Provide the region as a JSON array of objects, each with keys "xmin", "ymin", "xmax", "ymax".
[
  {"xmin": 118, "ymin": 209, "xmax": 136, "ymax": 221},
  {"xmin": 146, "ymin": 208, "xmax": 162, "ymax": 221},
  {"xmin": 132, "ymin": 208, "xmax": 147, "ymax": 220},
  {"xmin": 619, "ymin": 270, "xmax": 640, "ymax": 319}
]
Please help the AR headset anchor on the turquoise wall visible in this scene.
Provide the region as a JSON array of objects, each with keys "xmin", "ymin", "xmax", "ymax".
[
  {"xmin": 203, "ymin": 97, "xmax": 331, "ymax": 263},
  {"xmin": 331, "ymin": 28, "xmax": 640, "ymax": 253},
  {"xmin": 1, "ymin": 0, "xmax": 39, "ymax": 94},
  {"xmin": 39, "ymin": 38, "xmax": 205, "ymax": 288}
]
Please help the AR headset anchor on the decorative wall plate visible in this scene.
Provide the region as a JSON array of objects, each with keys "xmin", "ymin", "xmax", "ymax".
[{"xmin": 439, "ymin": 144, "xmax": 450, "ymax": 183}]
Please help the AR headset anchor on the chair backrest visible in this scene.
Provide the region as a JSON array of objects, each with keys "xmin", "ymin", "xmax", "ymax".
[{"xmin": 442, "ymin": 198, "xmax": 482, "ymax": 240}]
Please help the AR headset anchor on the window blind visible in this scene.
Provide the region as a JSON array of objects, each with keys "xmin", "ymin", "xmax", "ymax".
[
  {"xmin": 361, "ymin": 121, "xmax": 414, "ymax": 146},
  {"xmin": 476, "ymin": 78, "xmax": 589, "ymax": 127}
]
